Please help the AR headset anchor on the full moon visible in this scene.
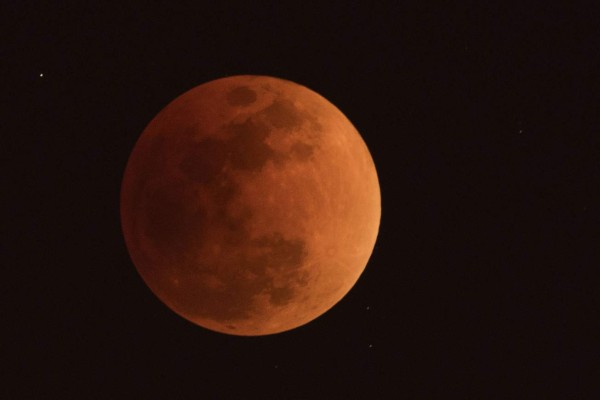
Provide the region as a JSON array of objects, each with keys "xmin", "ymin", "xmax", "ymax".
[{"xmin": 121, "ymin": 75, "xmax": 380, "ymax": 335}]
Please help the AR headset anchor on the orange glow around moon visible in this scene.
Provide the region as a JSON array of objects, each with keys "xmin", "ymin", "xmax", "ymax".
[{"xmin": 120, "ymin": 75, "xmax": 380, "ymax": 335}]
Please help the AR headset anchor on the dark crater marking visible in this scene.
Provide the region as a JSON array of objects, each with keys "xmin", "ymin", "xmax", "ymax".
[
  {"xmin": 290, "ymin": 142, "xmax": 314, "ymax": 161},
  {"xmin": 180, "ymin": 232, "xmax": 308, "ymax": 322},
  {"xmin": 227, "ymin": 86, "xmax": 257, "ymax": 107},
  {"xmin": 262, "ymin": 99, "xmax": 304, "ymax": 130},
  {"xmin": 227, "ymin": 118, "xmax": 275, "ymax": 171}
]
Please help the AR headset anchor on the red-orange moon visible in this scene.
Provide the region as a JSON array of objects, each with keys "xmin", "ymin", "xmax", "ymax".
[{"xmin": 121, "ymin": 75, "xmax": 380, "ymax": 335}]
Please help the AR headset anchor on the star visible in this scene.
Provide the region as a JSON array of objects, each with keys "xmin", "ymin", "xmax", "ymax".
[{"xmin": 39, "ymin": 73, "xmax": 44, "ymax": 78}]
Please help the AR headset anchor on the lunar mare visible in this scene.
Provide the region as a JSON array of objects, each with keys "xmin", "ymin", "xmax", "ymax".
[{"xmin": 121, "ymin": 75, "xmax": 380, "ymax": 335}]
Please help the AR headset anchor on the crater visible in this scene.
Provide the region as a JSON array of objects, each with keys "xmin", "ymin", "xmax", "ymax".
[
  {"xmin": 227, "ymin": 86, "xmax": 257, "ymax": 107},
  {"xmin": 290, "ymin": 142, "xmax": 314, "ymax": 161},
  {"xmin": 250, "ymin": 233, "xmax": 308, "ymax": 307},
  {"xmin": 227, "ymin": 118, "xmax": 275, "ymax": 171},
  {"xmin": 251, "ymin": 233, "xmax": 306, "ymax": 271},
  {"xmin": 261, "ymin": 99, "xmax": 303, "ymax": 130}
]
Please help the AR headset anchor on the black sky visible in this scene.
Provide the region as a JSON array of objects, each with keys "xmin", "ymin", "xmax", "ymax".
[{"xmin": 5, "ymin": 2, "xmax": 599, "ymax": 398}]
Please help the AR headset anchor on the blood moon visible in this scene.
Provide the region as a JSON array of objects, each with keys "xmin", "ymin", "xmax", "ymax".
[{"xmin": 120, "ymin": 75, "xmax": 380, "ymax": 335}]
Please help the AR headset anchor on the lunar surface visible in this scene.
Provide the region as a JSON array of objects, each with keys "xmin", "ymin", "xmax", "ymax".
[{"xmin": 120, "ymin": 75, "xmax": 380, "ymax": 335}]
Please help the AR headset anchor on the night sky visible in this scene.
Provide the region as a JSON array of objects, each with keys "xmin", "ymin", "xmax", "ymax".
[{"xmin": 6, "ymin": 2, "xmax": 598, "ymax": 398}]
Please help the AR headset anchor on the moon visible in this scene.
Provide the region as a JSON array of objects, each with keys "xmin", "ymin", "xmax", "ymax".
[{"xmin": 120, "ymin": 75, "xmax": 380, "ymax": 335}]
